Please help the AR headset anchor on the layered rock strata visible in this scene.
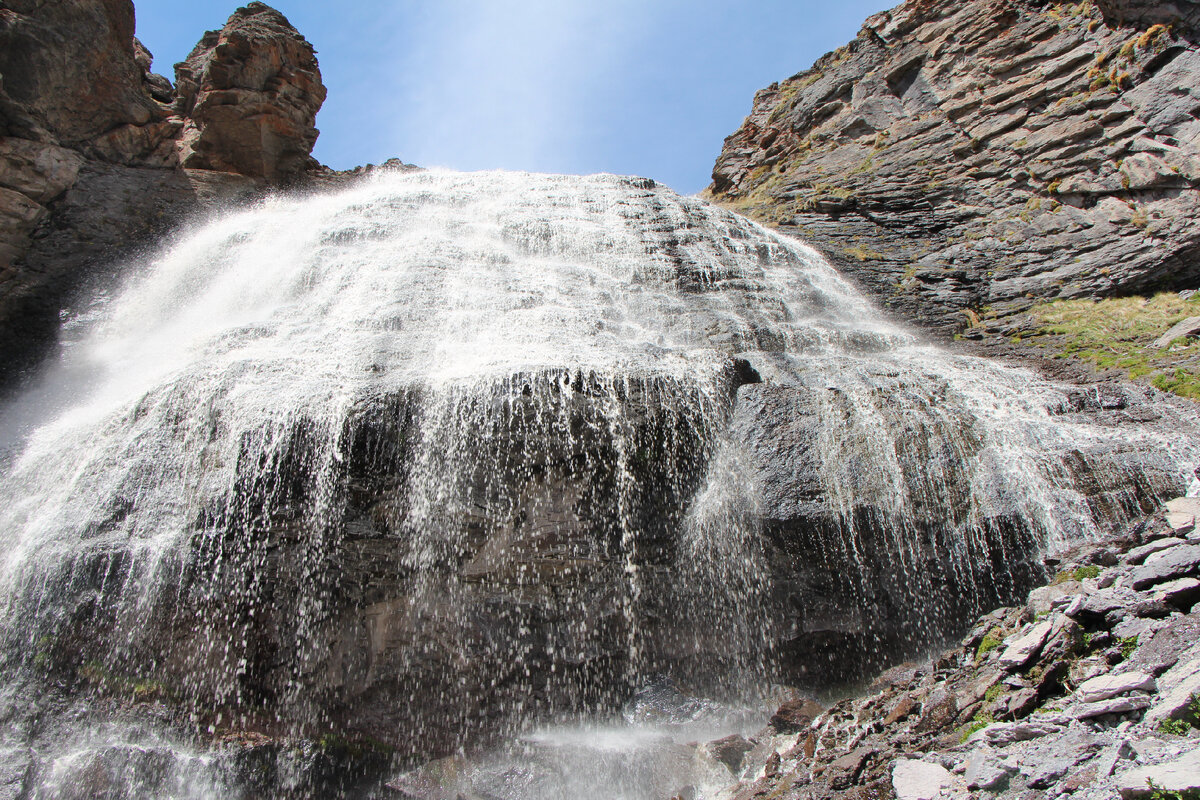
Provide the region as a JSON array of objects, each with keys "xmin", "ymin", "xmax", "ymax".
[
  {"xmin": 0, "ymin": 1, "xmax": 327, "ymax": 384},
  {"xmin": 708, "ymin": 0, "xmax": 1200, "ymax": 353}
]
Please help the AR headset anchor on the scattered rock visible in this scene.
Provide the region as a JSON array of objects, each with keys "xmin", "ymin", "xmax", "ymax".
[
  {"xmin": 1116, "ymin": 748, "xmax": 1200, "ymax": 798},
  {"xmin": 998, "ymin": 621, "xmax": 1054, "ymax": 671}
]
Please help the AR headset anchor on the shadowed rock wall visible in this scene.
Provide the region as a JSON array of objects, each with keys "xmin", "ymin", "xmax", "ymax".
[{"xmin": 0, "ymin": 0, "xmax": 326, "ymax": 385}]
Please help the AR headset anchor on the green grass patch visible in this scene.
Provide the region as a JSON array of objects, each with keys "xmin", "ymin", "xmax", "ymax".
[
  {"xmin": 843, "ymin": 244, "xmax": 886, "ymax": 261},
  {"xmin": 1028, "ymin": 292, "xmax": 1200, "ymax": 400},
  {"xmin": 1053, "ymin": 564, "xmax": 1101, "ymax": 584}
]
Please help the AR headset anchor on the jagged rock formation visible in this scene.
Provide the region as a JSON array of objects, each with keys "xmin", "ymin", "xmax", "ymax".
[
  {"xmin": 708, "ymin": 0, "xmax": 1200, "ymax": 348},
  {"xmin": 175, "ymin": 2, "xmax": 327, "ymax": 181},
  {"xmin": 0, "ymin": 0, "xmax": 327, "ymax": 385}
]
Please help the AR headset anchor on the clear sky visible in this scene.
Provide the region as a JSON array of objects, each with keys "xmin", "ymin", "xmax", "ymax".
[{"xmin": 133, "ymin": 1, "xmax": 892, "ymax": 195}]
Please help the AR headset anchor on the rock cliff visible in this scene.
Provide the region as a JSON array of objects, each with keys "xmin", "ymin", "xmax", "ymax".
[
  {"xmin": 708, "ymin": 0, "xmax": 1200, "ymax": 391},
  {"xmin": 0, "ymin": 0, "xmax": 327, "ymax": 385}
]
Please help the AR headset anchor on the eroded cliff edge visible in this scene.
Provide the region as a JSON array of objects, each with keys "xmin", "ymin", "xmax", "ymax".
[
  {"xmin": 0, "ymin": 0, "xmax": 332, "ymax": 383},
  {"xmin": 708, "ymin": 0, "xmax": 1200, "ymax": 393}
]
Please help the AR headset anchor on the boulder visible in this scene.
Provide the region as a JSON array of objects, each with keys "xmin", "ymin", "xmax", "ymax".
[
  {"xmin": 892, "ymin": 759, "xmax": 957, "ymax": 800},
  {"xmin": 1076, "ymin": 672, "xmax": 1157, "ymax": 703},
  {"xmin": 1116, "ymin": 748, "xmax": 1200, "ymax": 798},
  {"xmin": 1069, "ymin": 694, "xmax": 1151, "ymax": 720},
  {"xmin": 972, "ymin": 720, "xmax": 1065, "ymax": 745},
  {"xmin": 1143, "ymin": 657, "xmax": 1200, "ymax": 726},
  {"xmin": 964, "ymin": 748, "xmax": 1015, "ymax": 791},
  {"xmin": 1165, "ymin": 497, "xmax": 1200, "ymax": 535},
  {"xmin": 998, "ymin": 620, "xmax": 1053, "ymax": 670},
  {"xmin": 174, "ymin": 2, "xmax": 327, "ymax": 182},
  {"xmin": 1127, "ymin": 545, "xmax": 1200, "ymax": 591},
  {"xmin": 769, "ymin": 698, "xmax": 823, "ymax": 733},
  {"xmin": 1153, "ymin": 317, "xmax": 1200, "ymax": 348},
  {"xmin": 1125, "ymin": 537, "xmax": 1189, "ymax": 565},
  {"xmin": 706, "ymin": 735, "xmax": 754, "ymax": 775}
]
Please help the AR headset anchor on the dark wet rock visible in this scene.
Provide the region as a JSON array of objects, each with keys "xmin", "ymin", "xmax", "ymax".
[{"xmin": 706, "ymin": 735, "xmax": 755, "ymax": 774}]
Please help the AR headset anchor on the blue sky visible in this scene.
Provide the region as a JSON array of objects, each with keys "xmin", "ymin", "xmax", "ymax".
[{"xmin": 134, "ymin": 1, "xmax": 891, "ymax": 195}]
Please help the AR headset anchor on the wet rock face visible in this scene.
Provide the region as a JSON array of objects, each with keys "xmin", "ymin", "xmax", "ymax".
[
  {"xmin": 709, "ymin": 0, "xmax": 1200, "ymax": 338},
  {"xmin": 175, "ymin": 2, "xmax": 327, "ymax": 182},
  {"xmin": 726, "ymin": 374, "xmax": 1183, "ymax": 682},
  {"xmin": 21, "ymin": 376, "xmax": 730, "ymax": 761}
]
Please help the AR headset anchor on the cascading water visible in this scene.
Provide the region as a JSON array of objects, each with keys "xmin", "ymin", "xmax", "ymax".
[{"xmin": 0, "ymin": 169, "xmax": 1195, "ymax": 798}]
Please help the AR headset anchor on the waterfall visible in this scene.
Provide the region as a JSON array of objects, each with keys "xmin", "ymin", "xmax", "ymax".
[{"xmin": 0, "ymin": 169, "xmax": 1194, "ymax": 798}]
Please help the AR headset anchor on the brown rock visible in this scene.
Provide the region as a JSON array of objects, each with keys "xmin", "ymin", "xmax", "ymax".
[
  {"xmin": 883, "ymin": 693, "xmax": 918, "ymax": 725},
  {"xmin": 706, "ymin": 735, "xmax": 755, "ymax": 775},
  {"xmin": 174, "ymin": 2, "xmax": 327, "ymax": 182},
  {"xmin": 769, "ymin": 697, "xmax": 824, "ymax": 733},
  {"xmin": 0, "ymin": 0, "xmax": 160, "ymax": 145}
]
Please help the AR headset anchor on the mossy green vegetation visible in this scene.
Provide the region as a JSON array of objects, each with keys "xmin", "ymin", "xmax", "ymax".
[
  {"xmin": 976, "ymin": 627, "xmax": 1005, "ymax": 660},
  {"xmin": 1053, "ymin": 564, "xmax": 1100, "ymax": 584},
  {"xmin": 1117, "ymin": 636, "xmax": 1139, "ymax": 659},
  {"xmin": 959, "ymin": 711, "xmax": 995, "ymax": 742},
  {"xmin": 1028, "ymin": 292, "xmax": 1200, "ymax": 400},
  {"xmin": 1156, "ymin": 694, "xmax": 1200, "ymax": 735}
]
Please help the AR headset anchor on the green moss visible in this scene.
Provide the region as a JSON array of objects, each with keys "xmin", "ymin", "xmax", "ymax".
[
  {"xmin": 959, "ymin": 711, "xmax": 995, "ymax": 743},
  {"xmin": 984, "ymin": 684, "xmax": 1005, "ymax": 703},
  {"xmin": 976, "ymin": 628, "xmax": 1005, "ymax": 660}
]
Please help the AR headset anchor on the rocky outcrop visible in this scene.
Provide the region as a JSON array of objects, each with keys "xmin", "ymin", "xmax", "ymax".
[
  {"xmin": 174, "ymin": 2, "xmax": 327, "ymax": 182},
  {"xmin": 719, "ymin": 497, "xmax": 1200, "ymax": 800},
  {"xmin": 0, "ymin": 0, "xmax": 329, "ymax": 385},
  {"xmin": 708, "ymin": 0, "xmax": 1200, "ymax": 352}
]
